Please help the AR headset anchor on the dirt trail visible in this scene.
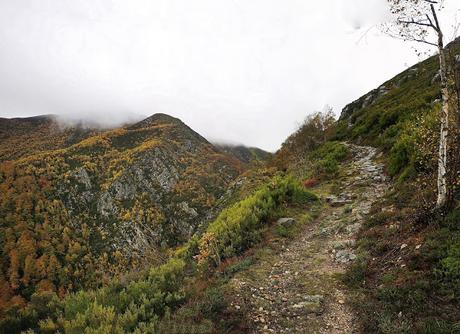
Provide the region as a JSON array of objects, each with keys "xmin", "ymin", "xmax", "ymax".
[{"xmin": 229, "ymin": 144, "xmax": 389, "ymax": 333}]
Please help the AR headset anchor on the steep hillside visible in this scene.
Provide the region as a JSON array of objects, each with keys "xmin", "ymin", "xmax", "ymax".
[
  {"xmin": 0, "ymin": 113, "xmax": 244, "ymax": 320},
  {"xmin": 333, "ymin": 40, "xmax": 460, "ymax": 332},
  {"xmin": 336, "ymin": 37, "xmax": 460, "ymax": 180},
  {"xmin": 215, "ymin": 144, "xmax": 271, "ymax": 164}
]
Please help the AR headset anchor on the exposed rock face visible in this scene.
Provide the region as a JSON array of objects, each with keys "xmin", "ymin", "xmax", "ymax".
[{"xmin": 339, "ymin": 84, "xmax": 391, "ymax": 122}]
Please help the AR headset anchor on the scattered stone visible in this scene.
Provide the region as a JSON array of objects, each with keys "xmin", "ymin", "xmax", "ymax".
[
  {"xmin": 381, "ymin": 205, "xmax": 395, "ymax": 213},
  {"xmin": 415, "ymin": 244, "xmax": 421, "ymax": 250},
  {"xmin": 335, "ymin": 250, "xmax": 357, "ymax": 263},
  {"xmin": 326, "ymin": 195, "xmax": 352, "ymax": 207},
  {"xmin": 400, "ymin": 243, "xmax": 408, "ymax": 250},
  {"xmin": 373, "ymin": 175, "xmax": 383, "ymax": 182},
  {"xmin": 291, "ymin": 295, "xmax": 324, "ymax": 315},
  {"xmin": 346, "ymin": 223, "xmax": 361, "ymax": 234},
  {"xmin": 333, "ymin": 240, "xmax": 355, "ymax": 250},
  {"xmin": 277, "ymin": 218, "xmax": 296, "ymax": 228}
]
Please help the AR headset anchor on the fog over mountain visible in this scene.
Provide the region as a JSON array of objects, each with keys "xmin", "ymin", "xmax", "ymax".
[{"xmin": 0, "ymin": 0, "xmax": 459, "ymax": 150}]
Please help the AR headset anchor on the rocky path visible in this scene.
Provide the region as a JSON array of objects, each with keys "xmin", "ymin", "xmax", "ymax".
[{"xmin": 229, "ymin": 144, "xmax": 389, "ymax": 333}]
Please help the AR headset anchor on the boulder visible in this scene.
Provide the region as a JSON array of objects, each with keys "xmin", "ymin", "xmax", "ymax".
[{"xmin": 277, "ymin": 217, "xmax": 296, "ymax": 228}]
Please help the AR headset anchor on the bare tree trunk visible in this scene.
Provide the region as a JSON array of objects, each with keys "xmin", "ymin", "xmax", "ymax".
[{"xmin": 436, "ymin": 36, "xmax": 449, "ymax": 208}]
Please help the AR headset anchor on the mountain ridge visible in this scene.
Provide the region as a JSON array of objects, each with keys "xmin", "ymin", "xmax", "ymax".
[{"xmin": 0, "ymin": 112, "xmax": 246, "ymax": 315}]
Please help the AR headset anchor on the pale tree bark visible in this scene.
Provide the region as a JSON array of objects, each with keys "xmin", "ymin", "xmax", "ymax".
[
  {"xmin": 385, "ymin": 0, "xmax": 453, "ymax": 208},
  {"xmin": 436, "ymin": 40, "xmax": 449, "ymax": 207},
  {"xmin": 432, "ymin": 5, "xmax": 449, "ymax": 208}
]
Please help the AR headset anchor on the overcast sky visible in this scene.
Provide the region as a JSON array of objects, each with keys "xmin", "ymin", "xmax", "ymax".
[{"xmin": 0, "ymin": 0, "xmax": 459, "ymax": 151}]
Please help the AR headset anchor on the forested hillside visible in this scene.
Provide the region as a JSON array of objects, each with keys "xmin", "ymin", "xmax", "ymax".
[
  {"xmin": 0, "ymin": 115, "xmax": 100, "ymax": 163},
  {"xmin": 0, "ymin": 113, "xmax": 245, "ymax": 329}
]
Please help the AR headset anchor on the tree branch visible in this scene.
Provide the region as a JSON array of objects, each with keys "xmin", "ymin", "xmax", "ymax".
[
  {"xmin": 398, "ymin": 18, "xmax": 437, "ymax": 31},
  {"xmin": 431, "ymin": 4, "xmax": 442, "ymax": 31},
  {"xmin": 409, "ymin": 38, "xmax": 438, "ymax": 46},
  {"xmin": 425, "ymin": 14, "xmax": 437, "ymax": 30}
]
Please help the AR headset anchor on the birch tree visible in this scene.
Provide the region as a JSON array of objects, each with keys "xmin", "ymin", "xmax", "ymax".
[{"xmin": 385, "ymin": 0, "xmax": 451, "ymax": 208}]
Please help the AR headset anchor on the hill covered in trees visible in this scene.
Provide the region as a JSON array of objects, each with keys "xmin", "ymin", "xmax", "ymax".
[{"xmin": 0, "ymin": 113, "xmax": 246, "ymax": 326}]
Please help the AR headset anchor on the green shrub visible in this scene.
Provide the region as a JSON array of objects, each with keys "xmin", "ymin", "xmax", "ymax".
[
  {"xmin": 28, "ymin": 259, "xmax": 188, "ymax": 334},
  {"xmin": 311, "ymin": 141, "xmax": 350, "ymax": 176},
  {"xmin": 195, "ymin": 176, "xmax": 317, "ymax": 269},
  {"xmin": 343, "ymin": 258, "xmax": 367, "ymax": 288},
  {"xmin": 388, "ymin": 134, "xmax": 412, "ymax": 177},
  {"xmin": 439, "ymin": 244, "xmax": 460, "ymax": 281}
]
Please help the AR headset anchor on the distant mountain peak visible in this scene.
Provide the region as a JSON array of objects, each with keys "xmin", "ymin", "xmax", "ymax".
[
  {"xmin": 129, "ymin": 113, "xmax": 183, "ymax": 129},
  {"xmin": 215, "ymin": 143, "xmax": 271, "ymax": 164}
]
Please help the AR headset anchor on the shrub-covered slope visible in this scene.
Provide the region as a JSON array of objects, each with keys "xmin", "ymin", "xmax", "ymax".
[
  {"xmin": 3, "ymin": 173, "xmax": 316, "ymax": 333},
  {"xmin": 0, "ymin": 113, "xmax": 244, "ymax": 321}
]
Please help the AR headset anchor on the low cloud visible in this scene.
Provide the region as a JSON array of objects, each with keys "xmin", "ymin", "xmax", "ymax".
[
  {"xmin": 0, "ymin": 0, "xmax": 458, "ymax": 150},
  {"xmin": 54, "ymin": 112, "xmax": 146, "ymax": 129}
]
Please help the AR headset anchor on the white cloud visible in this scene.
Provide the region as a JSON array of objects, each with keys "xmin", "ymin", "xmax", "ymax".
[{"xmin": 0, "ymin": 0, "xmax": 459, "ymax": 151}]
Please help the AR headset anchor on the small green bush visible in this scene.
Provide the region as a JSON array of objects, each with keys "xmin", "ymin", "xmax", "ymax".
[
  {"xmin": 196, "ymin": 176, "xmax": 317, "ymax": 269},
  {"xmin": 311, "ymin": 141, "xmax": 350, "ymax": 176},
  {"xmin": 439, "ymin": 244, "xmax": 460, "ymax": 281},
  {"xmin": 28, "ymin": 259, "xmax": 188, "ymax": 334}
]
